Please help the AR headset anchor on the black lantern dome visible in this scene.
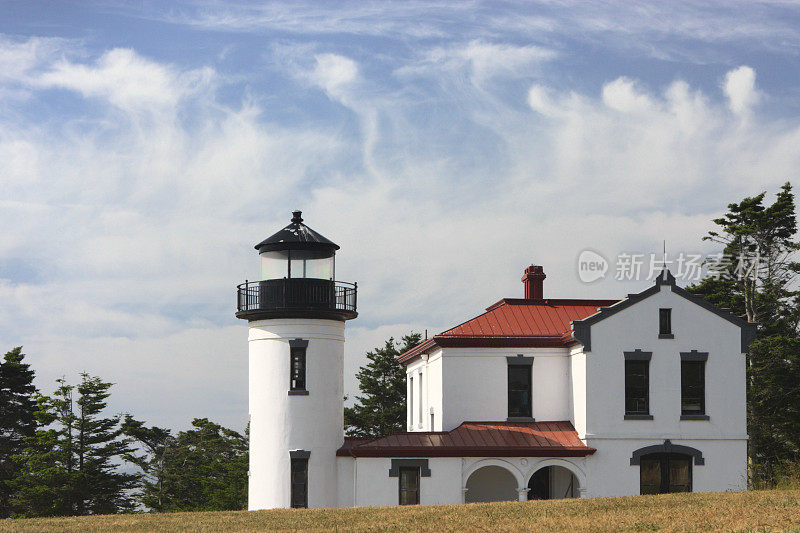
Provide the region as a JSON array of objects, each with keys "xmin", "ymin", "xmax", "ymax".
[
  {"xmin": 255, "ymin": 210, "xmax": 339, "ymax": 253},
  {"xmin": 236, "ymin": 211, "xmax": 357, "ymax": 322}
]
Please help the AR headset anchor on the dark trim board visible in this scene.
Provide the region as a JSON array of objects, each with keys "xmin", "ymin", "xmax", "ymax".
[
  {"xmin": 506, "ymin": 355, "xmax": 534, "ymax": 365},
  {"xmin": 624, "ymin": 349, "xmax": 652, "ymax": 361},
  {"xmin": 680, "ymin": 350, "xmax": 709, "ymax": 362},
  {"xmin": 389, "ymin": 459, "xmax": 431, "ymax": 477},
  {"xmin": 290, "ymin": 449, "xmax": 311, "ymax": 459},
  {"xmin": 630, "ymin": 440, "xmax": 704, "ymax": 466},
  {"xmin": 572, "ymin": 270, "xmax": 758, "ymax": 353}
]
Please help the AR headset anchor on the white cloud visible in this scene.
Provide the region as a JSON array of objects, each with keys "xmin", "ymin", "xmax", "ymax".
[
  {"xmin": 405, "ymin": 40, "xmax": 557, "ymax": 85},
  {"xmin": 602, "ymin": 78, "xmax": 654, "ymax": 114},
  {"xmin": 2, "ymin": 24, "xmax": 800, "ymax": 434},
  {"xmin": 310, "ymin": 53, "xmax": 359, "ymax": 100},
  {"xmin": 724, "ymin": 65, "xmax": 760, "ymax": 115}
]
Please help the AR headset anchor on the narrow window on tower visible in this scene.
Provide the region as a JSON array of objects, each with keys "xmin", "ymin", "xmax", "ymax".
[
  {"xmin": 290, "ymin": 450, "xmax": 310, "ymax": 508},
  {"xmin": 288, "ymin": 339, "xmax": 309, "ymax": 395}
]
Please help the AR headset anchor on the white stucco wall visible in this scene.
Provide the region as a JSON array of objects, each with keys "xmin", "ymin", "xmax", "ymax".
[
  {"xmin": 352, "ymin": 457, "xmax": 463, "ymax": 507},
  {"xmin": 248, "ymin": 318, "xmax": 346, "ymax": 510},
  {"xmin": 406, "ymin": 350, "xmax": 443, "ymax": 431},
  {"xmin": 583, "ymin": 438, "xmax": 747, "ymax": 497},
  {"xmin": 436, "ymin": 347, "xmax": 571, "ymax": 431},
  {"xmin": 569, "ymin": 346, "xmax": 587, "ymax": 437},
  {"xmin": 580, "ymin": 283, "xmax": 748, "ymax": 495}
]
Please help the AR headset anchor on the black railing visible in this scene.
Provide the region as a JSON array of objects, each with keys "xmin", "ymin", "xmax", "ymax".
[{"xmin": 236, "ymin": 278, "xmax": 357, "ymax": 319}]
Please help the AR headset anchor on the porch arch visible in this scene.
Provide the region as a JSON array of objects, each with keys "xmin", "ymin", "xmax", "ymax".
[
  {"xmin": 524, "ymin": 458, "xmax": 586, "ymax": 491},
  {"xmin": 526, "ymin": 459, "xmax": 584, "ymax": 500},
  {"xmin": 462, "ymin": 459, "xmax": 525, "ymax": 503}
]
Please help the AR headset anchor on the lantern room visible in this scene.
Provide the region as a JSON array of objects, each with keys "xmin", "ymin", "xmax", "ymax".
[
  {"xmin": 256, "ymin": 211, "xmax": 337, "ymax": 281},
  {"xmin": 235, "ymin": 211, "xmax": 357, "ymax": 322}
]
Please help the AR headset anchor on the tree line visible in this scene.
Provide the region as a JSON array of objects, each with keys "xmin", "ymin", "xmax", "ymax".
[{"xmin": 0, "ymin": 351, "xmax": 247, "ymax": 517}]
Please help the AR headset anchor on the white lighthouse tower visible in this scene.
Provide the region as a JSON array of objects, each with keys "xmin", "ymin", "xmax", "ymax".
[{"xmin": 236, "ymin": 211, "xmax": 357, "ymax": 510}]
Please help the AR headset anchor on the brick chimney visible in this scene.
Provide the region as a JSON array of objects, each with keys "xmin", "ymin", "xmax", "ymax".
[{"xmin": 522, "ymin": 265, "xmax": 546, "ymax": 299}]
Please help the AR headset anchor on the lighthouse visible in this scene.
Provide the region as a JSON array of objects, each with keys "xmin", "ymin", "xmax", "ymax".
[{"xmin": 236, "ymin": 211, "xmax": 357, "ymax": 510}]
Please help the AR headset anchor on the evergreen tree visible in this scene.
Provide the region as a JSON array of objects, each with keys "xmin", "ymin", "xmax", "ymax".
[
  {"xmin": 0, "ymin": 347, "xmax": 39, "ymax": 518},
  {"xmin": 344, "ymin": 333, "xmax": 421, "ymax": 438},
  {"xmin": 689, "ymin": 182, "xmax": 800, "ymax": 335},
  {"xmin": 10, "ymin": 380, "xmax": 77, "ymax": 517},
  {"xmin": 11, "ymin": 375, "xmax": 137, "ymax": 516},
  {"xmin": 120, "ymin": 415, "xmax": 173, "ymax": 511},
  {"xmin": 688, "ymin": 182, "xmax": 800, "ymax": 484},
  {"xmin": 124, "ymin": 417, "xmax": 247, "ymax": 512},
  {"xmin": 73, "ymin": 374, "xmax": 138, "ymax": 515}
]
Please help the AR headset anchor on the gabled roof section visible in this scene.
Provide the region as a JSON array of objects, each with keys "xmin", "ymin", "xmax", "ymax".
[
  {"xmin": 336, "ymin": 421, "xmax": 595, "ymax": 458},
  {"xmin": 571, "ymin": 269, "xmax": 757, "ymax": 353},
  {"xmin": 398, "ymin": 298, "xmax": 618, "ymax": 364}
]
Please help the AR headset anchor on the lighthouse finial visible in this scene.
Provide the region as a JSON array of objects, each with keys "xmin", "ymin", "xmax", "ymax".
[{"xmin": 291, "ymin": 210, "xmax": 303, "ymax": 223}]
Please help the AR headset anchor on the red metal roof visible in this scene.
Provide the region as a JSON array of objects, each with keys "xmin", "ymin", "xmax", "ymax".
[
  {"xmin": 336, "ymin": 421, "xmax": 595, "ymax": 458},
  {"xmin": 399, "ymin": 298, "xmax": 617, "ymax": 363}
]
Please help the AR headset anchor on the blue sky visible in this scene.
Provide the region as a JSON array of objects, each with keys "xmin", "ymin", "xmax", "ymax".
[{"xmin": 1, "ymin": 1, "xmax": 800, "ymax": 431}]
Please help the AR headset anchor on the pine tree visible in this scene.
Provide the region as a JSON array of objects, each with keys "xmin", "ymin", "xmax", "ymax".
[
  {"xmin": 688, "ymin": 182, "xmax": 800, "ymax": 484},
  {"xmin": 123, "ymin": 417, "xmax": 248, "ymax": 512},
  {"xmin": 689, "ymin": 182, "xmax": 800, "ymax": 335},
  {"xmin": 0, "ymin": 347, "xmax": 39, "ymax": 518},
  {"xmin": 10, "ymin": 380, "xmax": 77, "ymax": 517},
  {"xmin": 73, "ymin": 374, "xmax": 138, "ymax": 515},
  {"xmin": 11, "ymin": 375, "xmax": 138, "ymax": 516},
  {"xmin": 120, "ymin": 415, "xmax": 173, "ymax": 511},
  {"xmin": 344, "ymin": 333, "xmax": 421, "ymax": 438}
]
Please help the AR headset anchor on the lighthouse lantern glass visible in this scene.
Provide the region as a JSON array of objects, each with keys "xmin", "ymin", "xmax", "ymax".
[{"xmin": 260, "ymin": 249, "xmax": 335, "ymax": 280}]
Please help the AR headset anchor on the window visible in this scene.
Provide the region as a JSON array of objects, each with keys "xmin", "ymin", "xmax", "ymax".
[
  {"xmin": 681, "ymin": 356, "xmax": 706, "ymax": 418},
  {"xmin": 290, "ymin": 454, "xmax": 309, "ymax": 508},
  {"xmin": 409, "ymin": 375, "xmax": 414, "ymax": 428},
  {"xmin": 418, "ymin": 372, "xmax": 423, "ymax": 427},
  {"xmin": 625, "ymin": 361, "xmax": 649, "ymax": 416},
  {"xmin": 289, "ymin": 339, "xmax": 309, "ymax": 394},
  {"xmin": 624, "ymin": 350, "xmax": 652, "ymax": 419},
  {"xmin": 659, "ymin": 308, "xmax": 673, "ymax": 338},
  {"xmin": 640, "ymin": 453, "xmax": 692, "ymax": 494},
  {"xmin": 508, "ymin": 365, "xmax": 532, "ymax": 419},
  {"xmin": 398, "ymin": 466, "xmax": 420, "ymax": 505}
]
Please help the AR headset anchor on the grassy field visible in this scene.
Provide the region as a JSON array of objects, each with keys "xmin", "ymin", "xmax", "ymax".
[{"xmin": 2, "ymin": 490, "xmax": 799, "ymax": 532}]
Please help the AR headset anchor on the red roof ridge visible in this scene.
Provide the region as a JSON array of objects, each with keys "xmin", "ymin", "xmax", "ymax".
[{"xmin": 486, "ymin": 298, "xmax": 619, "ymax": 311}]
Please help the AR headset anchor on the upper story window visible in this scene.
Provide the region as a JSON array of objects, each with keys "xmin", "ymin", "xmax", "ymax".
[
  {"xmin": 624, "ymin": 350, "xmax": 652, "ymax": 420},
  {"xmin": 659, "ymin": 308, "xmax": 673, "ymax": 338},
  {"xmin": 507, "ymin": 356, "xmax": 533, "ymax": 420},
  {"xmin": 289, "ymin": 339, "xmax": 309, "ymax": 395},
  {"xmin": 681, "ymin": 351, "xmax": 708, "ymax": 420},
  {"xmin": 418, "ymin": 371, "xmax": 423, "ymax": 428},
  {"xmin": 409, "ymin": 375, "xmax": 414, "ymax": 428}
]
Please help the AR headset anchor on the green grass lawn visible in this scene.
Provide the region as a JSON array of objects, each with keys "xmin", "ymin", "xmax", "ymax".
[{"xmin": 2, "ymin": 490, "xmax": 799, "ymax": 532}]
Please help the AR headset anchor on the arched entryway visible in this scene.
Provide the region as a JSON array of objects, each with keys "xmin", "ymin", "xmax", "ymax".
[
  {"xmin": 464, "ymin": 465, "xmax": 519, "ymax": 503},
  {"xmin": 527, "ymin": 466, "xmax": 580, "ymax": 500}
]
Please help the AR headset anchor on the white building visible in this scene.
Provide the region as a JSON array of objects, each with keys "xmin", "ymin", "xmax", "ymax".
[{"xmin": 237, "ymin": 214, "xmax": 756, "ymax": 510}]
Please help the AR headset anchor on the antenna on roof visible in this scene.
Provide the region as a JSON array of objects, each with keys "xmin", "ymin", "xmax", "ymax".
[{"xmin": 662, "ymin": 240, "xmax": 668, "ymax": 281}]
